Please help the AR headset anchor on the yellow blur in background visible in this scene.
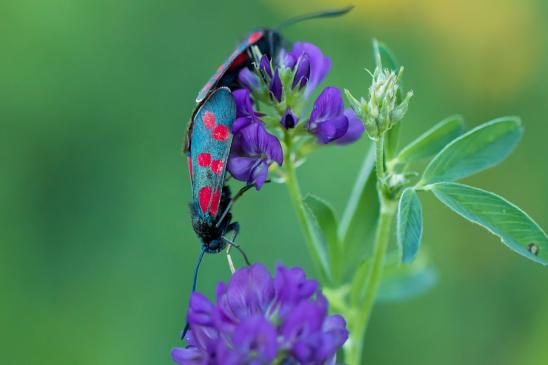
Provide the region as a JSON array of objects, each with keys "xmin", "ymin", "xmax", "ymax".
[{"xmin": 1, "ymin": 0, "xmax": 547, "ymax": 364}]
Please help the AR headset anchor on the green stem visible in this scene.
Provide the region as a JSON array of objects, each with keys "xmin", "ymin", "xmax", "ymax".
[
  {"xmin": 375, "ymin": 135, "xmax": 385, "ymax": 180},
  {"xmin": 283, "ymin": 132, "xmax": 329, "ymax": 283},
  {"xmin": 345, "ymin": 137, "xmax": 396, "ymax": 365}
]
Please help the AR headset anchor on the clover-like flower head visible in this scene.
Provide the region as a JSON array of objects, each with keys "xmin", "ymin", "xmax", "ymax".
[{"xmin": 172, "ymin": 264, "xmax": 348, "ymax": 365}]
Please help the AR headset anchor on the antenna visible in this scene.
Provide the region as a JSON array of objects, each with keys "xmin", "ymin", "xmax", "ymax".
[
  {"xmin": 180, "ymin": 246, "xmax": 206, "ymax": 340},
  {"xmin": 276, "ymin": 5, "xmax": 354, "ymax": 31}
]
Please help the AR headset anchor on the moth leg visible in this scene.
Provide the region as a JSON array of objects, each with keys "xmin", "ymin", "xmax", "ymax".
[
  {"xmin": 225, "ymin": 221, "xmax": 240, "ymax": 273},
  {"xmin": 223, "ymin": 222, "xmax": 251, "ymax": 266},
  {"xmin": 226, "ymin": 245, "xmax": 236, "ymax": 274},
  {"xmin": 227, "ymin": 221, "xmax": 240, "ymax": 242}
]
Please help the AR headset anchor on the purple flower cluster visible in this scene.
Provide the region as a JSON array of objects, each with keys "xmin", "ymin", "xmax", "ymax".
[
  {"xmin": 227, "ymin": 89, "xmax": 283, "ymax": 190},
  {"xmin": 228, "ymin": 41, "xmax": 364, "ymax": 189},
  {"xmin": 172, "ymin": 264, "xmax": 348, "ymax": 365},
  {"xmin": 279, "ymin": 42, "xmax": 331, "ymax": 98}
]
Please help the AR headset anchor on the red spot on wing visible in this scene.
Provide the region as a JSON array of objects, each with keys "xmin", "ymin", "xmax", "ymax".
[
  {"xmin": 202, "ymin": 111, "xmax": 216, "ymax": 129},
  {"xmin": 248, "ymin": 31, "xmax": 263, "ymax": 44},
  {"xmin": 229, "ymin": 52, "xmax": 248, "ymax": 70},
  {"xmin": 187, "ymin": 156, "xmax": 193, "ymax": 178},
  {"xmin": 211, "ymin": 160, "xmax": 224, "ymax": 174},
  {"xmin": 199, "ymin": 186, "xmax": 212, "ymax": 213},
  {"xmin": 198, "ymin": 153, "xmax": 211, "ymax": 167},
  {"xmin": 212, "ymin": 125, "xmax": 229, "ymax": 141},
  {"xmin": 209, "ymin": 190, "xmax": 221, "ymax": 216}
]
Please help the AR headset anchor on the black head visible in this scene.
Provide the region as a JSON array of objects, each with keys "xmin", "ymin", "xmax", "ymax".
[{"xmin": 191, "ymin": 213, "xmax": 232, "ymax": 253}]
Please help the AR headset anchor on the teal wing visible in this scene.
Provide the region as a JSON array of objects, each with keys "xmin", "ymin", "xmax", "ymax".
[{"xmin": 188, "ymin": 87, "xmax": 236, "ymax": 224}]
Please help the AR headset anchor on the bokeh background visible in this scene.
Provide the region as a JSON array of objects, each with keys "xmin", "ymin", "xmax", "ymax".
[{"xmin": 2, "ymin": 0, "xmax": 547, "ymax": 364}]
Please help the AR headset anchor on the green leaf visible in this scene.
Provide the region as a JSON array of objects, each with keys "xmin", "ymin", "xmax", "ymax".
[
  {"xmin": 304, "ymin": 194, "xmax": 342, "ymax": 279},
  {"xmin": 377, "ymin": 265, "xmax": 437, "ymax": 303},
  {"xmin": 350, "ymin": 258, "xmax": 371, "ymax": 306},
  {"xmin": 430, "ymin": 182, "xmax": 548, "ymax": 265},
  {"xmin": 373, "ymin": 39, "xmax": 402, "ymax": 160},
  {"xmin": 373, "ymin": 39, "xmax": 400, "ymax": 79},
  {"xmin": 376, "ymin": 252, "xmax": 437, "ymax": 303},
  {"xmin": 338, "ymin": 144, "xmax": 379, "ymax": 273},
  {"xmin": 397, "ymin": 188, "xmax": 423, "ymax": 263},
  {"xmin": 421, "ymin": 117, "xmax": 523, "ymax": 185},
  {"xmin": 395, "ymin": 115, "xmax": 465, "ymax": 165}
]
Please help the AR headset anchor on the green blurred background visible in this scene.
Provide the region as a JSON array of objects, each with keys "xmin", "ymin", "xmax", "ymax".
[{"xmin": 2, "ymin": 0, "xmax": 547, "ymax": 364}]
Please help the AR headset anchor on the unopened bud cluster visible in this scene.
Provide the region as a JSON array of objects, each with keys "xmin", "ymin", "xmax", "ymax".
[{"xmin": 345, "ymin": 66, "xmax": 413, "ymax": 139}]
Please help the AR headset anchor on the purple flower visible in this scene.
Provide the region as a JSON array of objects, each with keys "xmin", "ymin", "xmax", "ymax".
[
  {"xmin": 305, "ymin": 87, "xmax": 364, "ymax": 145},
  {"xmin": 238, "ymin": 68, "xmax": 260, "ymax": 91},
  {"xmin": 260, "ymin": 54, "xmax": 273, "ymax": 79},
  {"xmin": 228, "ymin": 123, "xmax": 283, "ymax": 190},
  {"xmin": 288, "ymin": 42, "xmax": 331, "ymax": 97},
  {"xmin": 281, "ymin": 108, "xmax": 299, "ymax": 129},
  {"xmin": 171, "ymin": 263, "xmax": 348, "ymax": 365},
  {"xmin": 231, "ymin": 89, "xmax": 262, "ymax": 134},
  {"xmin": 292, "ymin": 52, "xmax": 311, "ymax": 90},
  {"xmin": 270, "ymin": 68, "xmax": 283, "ymax": 102},
  {"xmin": 307, "ymin": 87, "xmax": 350, "ymax": 144},
  {"xmin": 336, "ymin": 109, "xmax": 365, "ymax": 145}
]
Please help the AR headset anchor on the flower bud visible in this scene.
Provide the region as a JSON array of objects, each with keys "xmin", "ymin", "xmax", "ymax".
[
  {"xmin": 346, "ymin": 66, "xmax": 413, "ymax": 139},
  {"xmin": 280, "ymin": 108, "xmax": 299, "ymax": 129},
  {"xmin": 238, "ymin": 68, "xmax": 260, "ymax": 92},
  {"xmin": 291, "ymin": 53, "xmax": 310, "ymax": 90}
]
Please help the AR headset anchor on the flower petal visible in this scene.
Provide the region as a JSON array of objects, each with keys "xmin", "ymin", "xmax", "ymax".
[
  {"xmin": 232, "ymin": 117, "xmax": 252, "ymax": 134},
  {"xmin": 233, "ymin": 315, "xmax": 278, "ymax": 363},
  {"xmin": 260, "ymin": 54, "xmax": 273, "ymax": 79},
  {"xmin": 274, "ymin": 264, "xmax": 317, "ymax": 306},
  {"xmin": 290, "ymin": 42, "xmax": 331, "ymax": 96},
  {"xmin": 187, "ymin": 292, "xmax": 215, "ymax": 327},
  {"xmin": 251, "ymin": 161, "xmax": 269, "ymax": 190},
  {"xmin": 281, "ymin": 298, "xmax": 327, "ymax": 347},
  {"xmin": 227, "ymin": 156, "xmax": 255, "ymax": 182},
  {"xmin": 171, "ymin": 347, "xmax": 204, "ymax": 365},
  {"xmin": 255, "ymin": 123, "xmax": 283, "ymax": 165},
  {"xmin": 292, "ymin": 53, "xmax": 310, "ymax": 90},
  {"xmin": 314, "ymin": 115, "xmax": 349, "ymax": 144},
  {"xmin": 232, "ymin": 88, "xmax": 254, "ymax": 118},
  {"xmin": 270, "ymin": 68, "xmax": 283, "ymax": 102},
  {"xmin": 222, "ymin": 263, "xmax": 275, "ymax": 320},
  {"xmin": 234, "ymin": 123, "xmax": 260, "ymax": 155},
  {"xmin": 278, "ymin": 48, "xmax": 296, "ymax": 69},
  {"xmin": 238, "ymin": 67, "xmax": 259, "ymax": 90},
  {"xmin": 308, "ymin": 87, "xmax": 344, "ymax": 127},
  {"xmin": 336, "ymin": 109, "xmax": 365, "ymax": 145}
]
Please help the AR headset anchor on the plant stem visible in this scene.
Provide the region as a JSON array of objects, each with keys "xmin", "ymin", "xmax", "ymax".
[
  {"xmin": 283, "ymin": 132, "xmax": 329, "ymax": 283},
  {"xmin": 375, "ymin": 135, "xmax": 385, "ymax": 180},
  {"xmin": 345, "ymin": 137, "xmax": 396, "ymax": 365}
]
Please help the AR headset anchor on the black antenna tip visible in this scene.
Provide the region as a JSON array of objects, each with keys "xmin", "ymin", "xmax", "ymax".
[
  {"xmin": 337, "ymin": 5, "xmax": 355, "ymax": 15},
  {"xmin": 277, "ymin": 5, "xmax": 355, "ymax": 31}
]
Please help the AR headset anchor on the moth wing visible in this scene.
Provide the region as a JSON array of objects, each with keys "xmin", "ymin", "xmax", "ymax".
[
  {"xmin": 195, "ymin": 30, "xmax": 266, "ymax": 103},
  {"xmin": 189, "ymin": 87, "xmax": 236, "ymax": 223}
]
